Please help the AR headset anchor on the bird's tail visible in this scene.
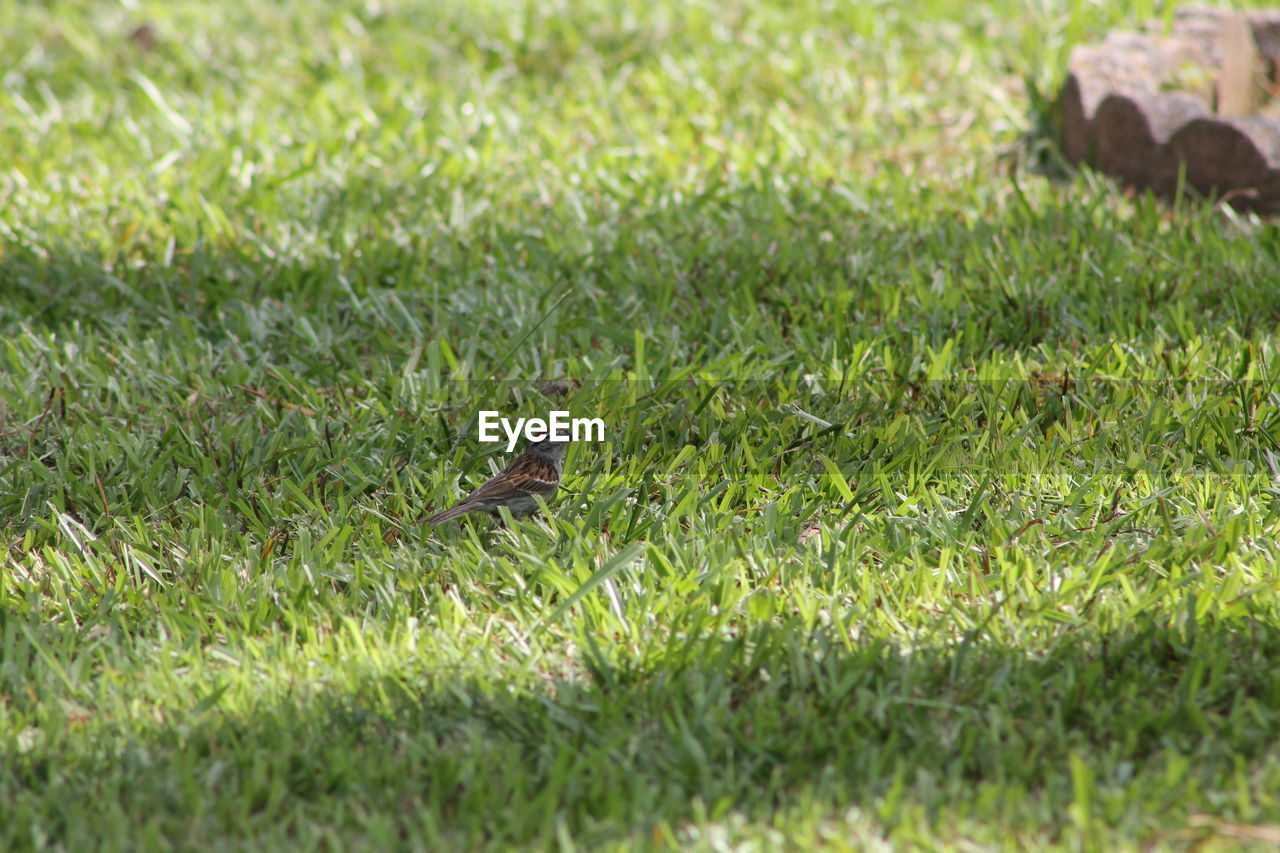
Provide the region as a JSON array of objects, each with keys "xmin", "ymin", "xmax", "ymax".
[{"xmin": 422, "ymin": 502, "xmax": 475, "ymax": 525}]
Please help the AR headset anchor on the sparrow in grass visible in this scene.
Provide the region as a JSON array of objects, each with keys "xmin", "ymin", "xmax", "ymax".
[{"xmin": 423, "ymin": 439, "xmax": 568, "ymax": 524}]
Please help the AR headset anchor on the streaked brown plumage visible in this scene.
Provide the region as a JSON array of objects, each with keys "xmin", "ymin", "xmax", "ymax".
[{"xmin": 424, "ymin": 439, "xmax": 568, "ymax": 524}]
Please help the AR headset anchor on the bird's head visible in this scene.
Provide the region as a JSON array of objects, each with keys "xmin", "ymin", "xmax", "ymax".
[{"xmin": 526, "ymin": 438, "xmax": 569, "ymax": 462}]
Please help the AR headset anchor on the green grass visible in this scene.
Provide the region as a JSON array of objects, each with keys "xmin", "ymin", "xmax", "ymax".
[{"xmin": 3, "ymin": 0, "xmax": 1280, "ymax": 849}]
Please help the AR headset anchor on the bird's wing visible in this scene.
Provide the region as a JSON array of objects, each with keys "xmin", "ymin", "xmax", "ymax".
[{"xmin": 466, "ymin": 457, "xmax": 559, "ymax": 504}]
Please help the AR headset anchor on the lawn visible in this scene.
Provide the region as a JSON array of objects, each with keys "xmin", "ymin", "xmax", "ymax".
[{"xmin": 3, "ymin": 0, "xmax": 1280, "ymax": 849}]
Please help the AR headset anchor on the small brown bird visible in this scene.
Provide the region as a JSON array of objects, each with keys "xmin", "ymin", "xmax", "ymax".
[{"xmin": 424, "ymin": 439, "xmax": 568, "ymax": 524}]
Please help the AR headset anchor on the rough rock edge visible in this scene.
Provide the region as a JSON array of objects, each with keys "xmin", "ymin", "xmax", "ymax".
[{"xmin": 1060, "ymin": 7, "xmax": 1280, "ymax": 213}]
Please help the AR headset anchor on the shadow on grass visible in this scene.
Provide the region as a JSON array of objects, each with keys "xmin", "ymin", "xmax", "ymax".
[
  {"xmin": 3, "ymin": 182, "xmax": 1279, "ymax": 849},
  {"xmin": 7, "ymin": 610, "xmax": 1280, "ymax": 848},
  {"xmin": 1, "ymin": 177, "xmax": 1276, "ymax": 361}
]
